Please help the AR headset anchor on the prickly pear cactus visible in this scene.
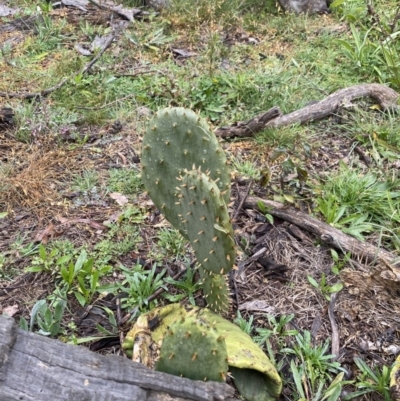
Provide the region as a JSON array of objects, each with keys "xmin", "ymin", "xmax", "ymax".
[
  {"xmin": 122, "ymin": 304, "xmax": 282, "ymax": 401},
  {"xmin": 141, "ymin": 107, "xmax": 231, "ymax": 239},
  {"xmin": 391, "ymin": 355, "xmax": 400, "ymax": 401},
  {"xmin": 155, "ymin": 314, "xmax": 229, "ymax": 382},
  {"xmin": 199, "ymin": 268, "xmax": 231, "ymax": 314},
  {"xmin": 177, "ymin": 168, "xmax": 235, "ymax": 276}
]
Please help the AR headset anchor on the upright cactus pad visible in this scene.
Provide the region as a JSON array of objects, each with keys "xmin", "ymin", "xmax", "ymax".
[
  {"xmin": 199, "ymin": 267, "xmax": 231, "ymax": 314},
  {"xmin": 141, "ymin": 107, "xmax": 231, "ymax": 238},
  {"xmin": 155, "ymin": 315, "xmax": 229, "ymax": 382},
  {"xmin": 177, "ymin": 168, "xmax": 235, "ymax": 276}
]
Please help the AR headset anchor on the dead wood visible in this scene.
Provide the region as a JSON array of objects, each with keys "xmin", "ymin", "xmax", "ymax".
[
  {"xmin": 0, "ymin": 316, "xmax": 235, "ymax": 401},
  {"xmin": 244, "ymin": 196, "xmax": 400, "ymax": 291},
  {"xmin": 88, "ymin": 0, "xmax": 146, "ymax": 22},
  {"xmin": 328, "ymin": 293, "xmax": 339, "ymax": 361},
  {"xmin": 216, "ymin": 84, "xmax": 399, "ymax": 139},
  {"xmin": 216, "ymin": 107, "xmax": 281, "ymax": 138}
]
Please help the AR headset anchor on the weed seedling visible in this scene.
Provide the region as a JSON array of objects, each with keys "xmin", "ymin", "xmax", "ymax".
[
  {"xmin": 343, "ymin": 358, "xmax": 391, "ymax": 401},
  {"xmin": 21, "ymin": 298, "xmax": 66, "ymax": 337},
  {"xmin": 330, "ymin": 249, "xmax": 351, "ymax": 275},
  {"xmin": 283, "ymin": 331, "xmax": 343, "ymax": 395},
  {"xmin": 234, "ymin": 310, "xmax": 254, "ymax": 335},
  {"xmin": 164, "ymin": 267, "xmax": 201, "ymax": 305},
  {"xmin": 101, "ymin": 263, "xmax": 167, "ymax": 311},
  {"xmin": 308, "ymin": 273, "xmax": 343, "ymax": 301},
  {"xmin": 151, "ymin": 228, "xmax": 187, "ymax": 261},
  {"xmin": 257, "ymin": 200, "xmax": 274, "ymax": 225}
]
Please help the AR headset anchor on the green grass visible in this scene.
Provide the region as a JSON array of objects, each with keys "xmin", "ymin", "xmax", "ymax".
[
  {"xmin": 107, "ymin": 168, "xmax": 143, "ymax": 196},
  {"xmin": 150, "ymin": 228, "xmax": 187, "ymax": 261},
  {"xmin": 316, "ymin": 161, "xmax": 400, "ymax": 248}
]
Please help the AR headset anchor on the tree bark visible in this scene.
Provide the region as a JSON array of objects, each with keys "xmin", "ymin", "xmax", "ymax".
[{"xmin": 0, "ymin": 316, "xmax": 235, "ymax": 401}]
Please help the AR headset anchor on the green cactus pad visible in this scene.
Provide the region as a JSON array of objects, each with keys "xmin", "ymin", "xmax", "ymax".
[
  {"xmin": 199, "ymin": 267, "xmax": 231, "ymax": 314},
  {"xmin": 177, "ymin": 168, "xmax": 235, "ymax": 276},
  {"xmin": 141, "ymin": 107, "xmax": 231, "ymax": 238},
  {"xmin": 155, "ymin": 315, "xmax": 229, "ymax": 382},
  {"xmin": 193, "ymin": 308, "xmax": 283, "ymax": 401},
  {"xmin": 124, "ymin": 305, "xmax": 282, "ymax": 400}
]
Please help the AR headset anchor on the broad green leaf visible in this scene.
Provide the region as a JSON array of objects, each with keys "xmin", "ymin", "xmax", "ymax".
[
  {"xmin": 307, "ymin": 276, "xmax": 319, "ymax": 288},
  {"xmin": 329, "ymin": 282, "xmax": 344, "ymax": 293}
]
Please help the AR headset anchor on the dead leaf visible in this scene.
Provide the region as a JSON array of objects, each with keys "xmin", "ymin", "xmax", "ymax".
[
  {"xmin": 35, "ymin": 223, "xmax": 55, "ymax": 244},
  {"xmin": 2, "ymin": 304, "xmax": 19, "ymax": 317},
  {"xmin": 56, "ymin": 216, "xmax": 107, "ymax": 230},
  {"xmin": 109, "ymin": 192, "xmax": 128, "ymax": 206},
  {"xmin": 103, "ymin": 211, "xmax": 125, "ymax": 225},
  {"xmin": 239, "ymin": 300, "xmax": 276, "ymax": 314}
]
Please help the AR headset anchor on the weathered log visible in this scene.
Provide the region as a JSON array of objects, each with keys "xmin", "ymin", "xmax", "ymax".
[
  {"xmin": 216, "ymin": 84, "xmax": 399, "ymax": 139},
  {"xmin": 244, "ymin": 196, "xmax": 400, "ymax": 291},
  {"xmin": 0, "ymin": 316, "xmax": 235, "ymax": 401}
]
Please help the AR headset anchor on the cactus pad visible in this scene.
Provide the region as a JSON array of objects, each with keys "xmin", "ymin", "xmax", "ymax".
[
  {"xmin": 177, "ymin": 168, "xmax": 235, "ymax": 276},
  {"xmin": 199, "ymin": 267, "xmax": 231, "ymax": 314},
  {"xmin": 155, "ymin": 315, "xmax": 229, "ymax": 382},
  {"xmin": 141, "ymin": 107, "xmax": 231, "ymax": 238}
]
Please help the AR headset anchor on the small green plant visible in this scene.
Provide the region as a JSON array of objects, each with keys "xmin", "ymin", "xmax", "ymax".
[
  {"xmin": 232, "ymin": 157, "xmax": 261, "ymax": 180},
  {"xmin": 21, "ymin": 298, "xmax": 66, "ymax": 337},
  {"xmin": 317, "ymin": 194, "xmax": 374, "ymax": 240},
  {"xmin": 234, "ymin": 310, "xmax": 254, "ymax": 335},
  {"xmin": 101, "ymin": 263, "xmax": 167, "ymax": 311},
  {"xmin": 58, "ymin": 250, "xmax": 110, "ymax": 307},
  {"xmin": 335, "ymin": 23, "xmax": 377, "ymax": 69},
  {"xmin": 308, "ymin": 274, "xmax": 343, "ymax": 301},
  {"xmin": 152, "ymin": 228, "xmax": 187, "ymax": 261},
  {"xmin": 26, "ymin": 244, "xmax": 60, "ymax": 273},
  {"xmin": 72, "ymin": 169, "xmax": 99, "ymax": 192},
  {"xmin": 107, "ymin": 168, "xmax": 143, "ymax": 196},
  {"xmin": 254, "ymin": 314, "xmax": 298, "ymax": 370},
  {"xmin": 163, "ymin": 267, "xmax": 201, "ymax": 305},
  {"xmin": 330, "ymin": 249, "xmax": 351, "ymax": 275},
  {"xmin": 254, "ymin": 314, "xmax": 298, "ymax": 346},
  {"xmin": 283, "ymin": 331, "xmax": 343, "ymax": 395},
  {"xmin": 316, "ymin": 162, "xmax": 400, "ymax": 247},
  {"xmin": 125, "ymin": 22, "xmax": 174, "ymax": 51},
  {"xmin": 291, "ymin": 362, "xmax": 346, "ymax": 401},
  {"xmin": 344, "ymin": 358, "xmax": 391, "ymax": 401},
  {"xmin": 257, "ymin": 200, "xmax": 274, "ymax": 225}
]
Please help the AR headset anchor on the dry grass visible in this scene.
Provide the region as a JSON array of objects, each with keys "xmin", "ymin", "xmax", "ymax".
[{"xmin": 0, "ymin": 138, "xmax": 80, "ymax": 210}]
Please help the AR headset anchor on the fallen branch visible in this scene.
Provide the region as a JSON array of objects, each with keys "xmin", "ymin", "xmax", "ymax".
[
  {"xmin": 244, "ymin": 196, "xmax": 400, "ymax": 290},
  {"xmin": 0, "ymin": 34, "xmax": 115, "ymax": 99},
  {"xmin": 88, "ymin": 0, "xmax": 145, "ymax": 22},
  {"xmin": 216, "ymin": 106, "xmax": 281, "ymax": 138},
  {"xmin": 216, "ymin": 84, "xmax": 399, "ymax": 139},
  {"xmin": 328, "ymin": 293, "xmax": 339, "ymax": 361}
]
